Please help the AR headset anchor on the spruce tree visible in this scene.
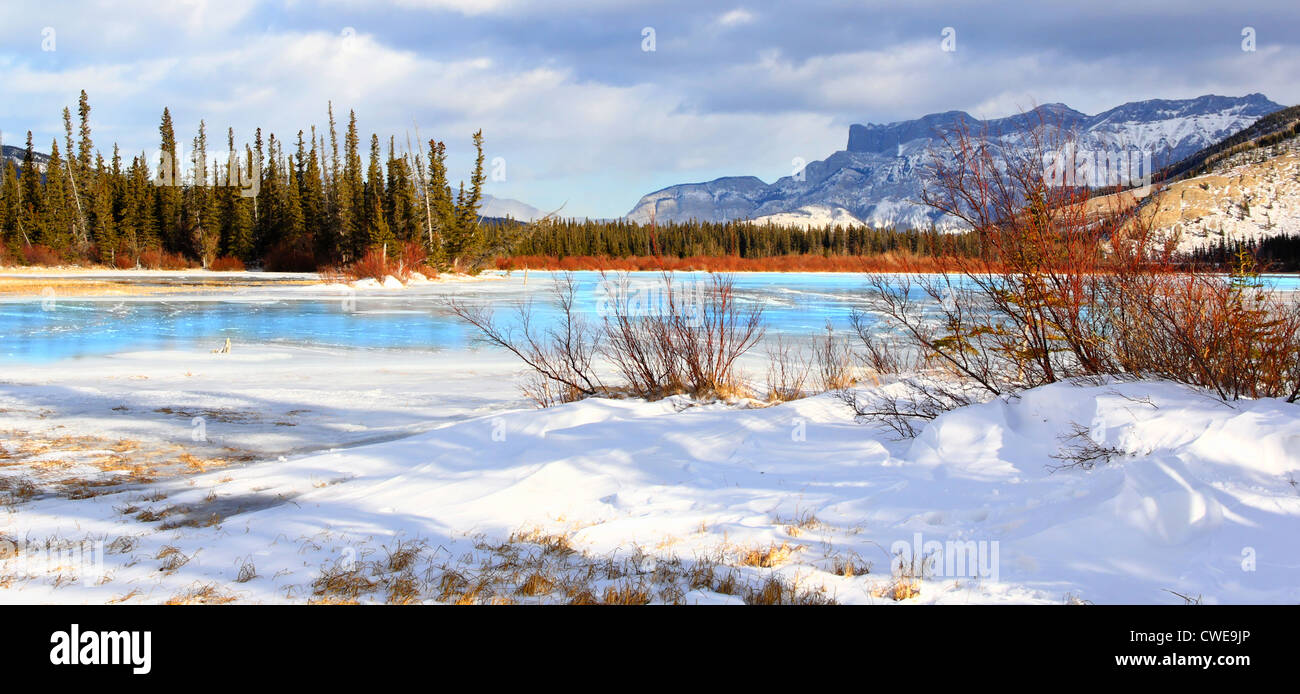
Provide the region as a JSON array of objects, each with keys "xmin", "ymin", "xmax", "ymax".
[
  {"xmin": 90, "ymin": 155, "xmax": 117, "ymax": 261},
  {"xmin": 341, "ymin": 111, "xmax": 364, "ymax": 261},
  {"xmin": 363, "ymin": 134, "xmax": 393, "ymax": 252},
  {"xmin": 77, "ymin": 91, "xmax": 94, "ymax": 179},
  {"xmin": 19, "ymin": 132, "xmax": 41, "ymax": 247},
  {"xmin": 301, "ymin": 131, "xmax": 328, "ymax": 262},
  {"xmin": 0, "ymin": 161, "xmax": 23, "ymax": 255},
  {"xmin": 42, "ymin": 140, "xmax": 72, "ymax": 250},
  {"xmin": 157, "ymin": 108, "xmax": 182, "ymax": 252}
]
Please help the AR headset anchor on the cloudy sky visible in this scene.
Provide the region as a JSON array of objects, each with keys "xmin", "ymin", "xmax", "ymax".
[{"xmin": 1, "ymin": 0, "xmax": 1296, "ymax": 218}]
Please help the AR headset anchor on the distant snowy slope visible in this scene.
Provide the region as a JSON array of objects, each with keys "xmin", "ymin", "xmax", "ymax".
[
  {"xmin": 481, "ymin": 194, "xmax": 546, "ymax": 222},
  {"xmin": 1139, "ymin": 130, "xmax": 1300, "ymax": 253},
  {"xmin": 1, "ymin": 144, "xmax": 51, "ymax": 173}
]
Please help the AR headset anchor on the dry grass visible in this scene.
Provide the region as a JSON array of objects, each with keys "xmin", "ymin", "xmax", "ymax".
[
  {"xmin": 830, "ymin": 556, "xmax": 871, "ymax": 578},
  {"xmin": 515, "ymin": 572, "xmax": 557, "ymax": 597},
  {"xmin": 871, "ymin": 577, "xmax": 921, "ymax": 601},
  {"xmin": 297, "ymin": 526, "xmax": 838, "ymax": 606},
  {"xmin": 156, "ymin": 545, "xmax": 193, "ymax": 573},
  {"xmin": 0, "ymin": 534, "xmax": 16, "ymax": 560},
  {"xmin": 507, "ymin": 527, "xmax": 576, "ymax": 557},
  {"xmin": 135, "ymin": 507, "xmax": 173, "ymax": 523},
  {"xmin": 737, "ymin": 542, "xmax": 802, "ymax": 568},
  {"xmin": 385, "ymin": 572, "xmax": 423, "ymax": 605},
  {"xmin": 601, "ymin": 581, "xmax": 653, "ymax": 605},
  {"xmin": 0, "ymin": 429, "xmax": 254, "ymax": 504},
  {"xmin": 0, "ymin": 476, "xmax": 39, "ymax": 504},
  {"xmin": 165, "ymin": 582, "xmax": 237, "ymax": 605},
  {"xmin": 235, "ymin": 559, "xmax": 258, "ymax": 584},
  {"xmin": 383, "ymin": 539, "xmax": 425, "ymax": 573},
  {"xmin": 779, "ymin": 510, "xmax": 821, "ymax": 538},
  {"xmin": 106, "ymin": 589, "xmax": 142, "ymax": 604},
  {"xmin": 106, "ymin": 536, "xmax": 138, "ymax": 554},
  {"xmin": 311, "ymin": 560, "xmax": 379, "ymax": 603}
]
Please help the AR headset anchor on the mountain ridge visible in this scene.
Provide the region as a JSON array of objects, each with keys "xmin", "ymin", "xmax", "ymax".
[{"xmin": 627, "ymin": 93, "xmax": 1286, "ymax": 229}]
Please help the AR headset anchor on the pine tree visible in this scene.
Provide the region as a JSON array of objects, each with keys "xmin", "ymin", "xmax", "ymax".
[
  {"xmin": 42, "ymin": 140, "xmax": 73, "ymax": 250},
  {"xmin": 439, "ymin": 130, "xmax": 486, "ymax": 268},
  {"xmin": 283, "ymin": 163, "xmax": 307, "ymax": 251},
  {"xmin": 189, "ymin": 121, "xmax": 219, "ymax": 265},
  {"xmin": 363, "ymin": 134, "xmax": 392, "ymax": 252},
  {"xmin": 157, "ymin": 108, "xmax": 182, "ymax": 252},
  {"xmin": 256, "ymin": 133, "xmax": 282, "ymax": 258},
  {"xmin": 385, "ymin": 136, "xmax": 419, "ymax": 243},
  {"xmin": 77, "ymin": 91, "xmax": 94, "ymax": 179},
  {"xmin": 90, "ymin": 154, "xmax": 117, "ymax": 260},
  {"xmin": 19, "ymin": 132, "xmax": 41, "ymax": 247},
  {"xmin": 4, "ymin": 94, "xmax": 531, "ymax": 270},
  {"xmin": 219, "ymin": 128, "xmax": 254, "ymax": 260},
  {"xmin": 425, "ymin": 138, "xmax": 454, "ymax": 263},
  {"xmin": 301, "ymin": 131, "xmax": 328, "ymax": 262},
  {"xmin": 341, "ymin": 111, "xmax": 364, "ymax": 261},
  {"xmin": 0, "ymin": 160, "xmax": 23, "ymax": 255}
]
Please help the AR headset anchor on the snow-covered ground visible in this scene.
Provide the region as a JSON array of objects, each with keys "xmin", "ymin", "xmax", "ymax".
[
  {"xmin": 1, "ymin": 271, "xmax": 1297, "ymax": 604},
  {"xmin": 2, "ymin": 340, "xmax": 1297, "ymax": 604}
]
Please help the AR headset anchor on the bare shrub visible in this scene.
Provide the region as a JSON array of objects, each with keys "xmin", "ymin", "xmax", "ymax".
[
  {"xmin": 209, "ymin": 255, "xmax": 246, "ymax": 272},
  {"xmin": 847, "ymin": 112, "xmax": 1300, "ymax": 437},
  {"xmin": 449, "ymin": 271, "xmax": 764, "ymax": 405},
  {"xmin": 598, "ymin": 272, "xmax": 685, "ymax": 399},
  {"xmin": 764, "ymin": 336, "xmax": 813, "ymax": 402},
  {"xmin": 262, "ymin": 241, "xmax": 317, "ymax": 272},
  {"xmin": 811, "ymin": 321, "xmax": 856, "ymax": 392},
  {"xmin": 1048, "ymin": 422, "xmax": 1129, "ymax": 471},
  {"xmin": 446, "ymin": 272, "xmax": 607, "ymax": 406},
  {"xmin": 1107, "ymin": 250, "xmax": 1300, "ymax": 402},
  {"xmin": 667, "ymin": 273, "xmax": 765, "ymax": 398}
]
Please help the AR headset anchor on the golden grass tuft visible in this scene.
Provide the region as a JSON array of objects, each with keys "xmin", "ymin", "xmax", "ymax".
[
  {"xmin": 515, "ymin": 571, "xmax": 557, "ymax": 597},
  {"xmin": 602, "ymin": 581, "xmax": 652, "ymax": 605},
  {"xmin": 830, "ymin": 556, "xmax": 871, "ymax": 578},
  {"xmin": 383, "ymin": 539, "xmax": 424, "ymax": 573},
  {"xmin": 311, "ymin": 561, "xmax": 378, "ymax": 602},
  {"xmin": 385, "ymin": 572, "xmax": 423, "ymax": 605},
  {"xmin": 165, "ymin": 582, "xmax": 237, "ymax": 605},
  {"xmin": 871, "ymin": 577, "xmax": 921, "ymax": 601},
  {"xmin": 156, "ymin": 545, "xmax": 193, "ymax": 573},
  {"xmin": 737, "ymin": 542, "xmax": 801, "ymax": 568}
]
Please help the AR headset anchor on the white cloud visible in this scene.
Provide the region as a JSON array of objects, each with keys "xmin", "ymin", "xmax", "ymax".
[
  {"xmin": 1, "ymin": 1, "xmax": 1296, "ymax": 217},
  {"xmin": 717, "ymin": 8, "xmax": 755, "ymax": 27}
]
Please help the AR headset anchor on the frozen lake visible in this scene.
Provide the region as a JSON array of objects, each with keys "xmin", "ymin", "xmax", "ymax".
[{"xmin": 1, "ymin": 270, "xmax": 1296, "ymax": 364}]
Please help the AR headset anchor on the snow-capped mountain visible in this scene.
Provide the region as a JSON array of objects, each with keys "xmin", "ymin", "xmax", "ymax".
[
  {"xmin": 481, "ymin": 194, "xmax": 547, "ymax": 222},
  {"xmin": 1, "ymin": 144, "xmax": 50, "ymax": 173},
  {"xmin": 626, "ymin": 93, "xmax": 1285, "ymax": 228}
]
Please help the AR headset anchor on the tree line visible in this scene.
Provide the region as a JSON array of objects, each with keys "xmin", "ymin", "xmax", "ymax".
[
  {"xmin": 1185, "ymin": 234, "xmax": 1300, "ymax": 272},
  {"xmin": 487, "ymin": 217, "xmax": 983, "ymax": 261},
  {"xmin": 0, "ymin": 92, "xmax": 487, "ymax": 271}
]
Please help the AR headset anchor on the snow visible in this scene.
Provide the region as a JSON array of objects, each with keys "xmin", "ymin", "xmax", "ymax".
[
  {"xmin": 3, "ymin": 340, "xmax": 1297, "ymax": 603},
  {"xmin": 750, "ymin": 204, "xmax": 864, "ymax": 229},
  {"xmin": 627, "ymin": 95, "xmax": 1282, "ymax": 229},
  {"xmin": 1, "ymin": 270, "xmax": 1296, "ymax": 604}
]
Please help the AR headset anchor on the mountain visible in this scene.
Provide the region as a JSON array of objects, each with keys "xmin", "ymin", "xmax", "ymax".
[
  {"xmin": 627, "ymin": 93, "xmax": 1286, "ymax": 229},
  {"xmin": 1, "ymin": 144, "xmax": 51, "ymax": 173},
  {"xmin": 1157, "ymin": 104, "xmax": 1300, "ymax": 183},
  {"xmin": 480, "ymin": 194, "xmax": 546, "ymax": 222},
  {"xmin": 1135, "ymin": 112, "xmax": 1300, "ymax": 254}
]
